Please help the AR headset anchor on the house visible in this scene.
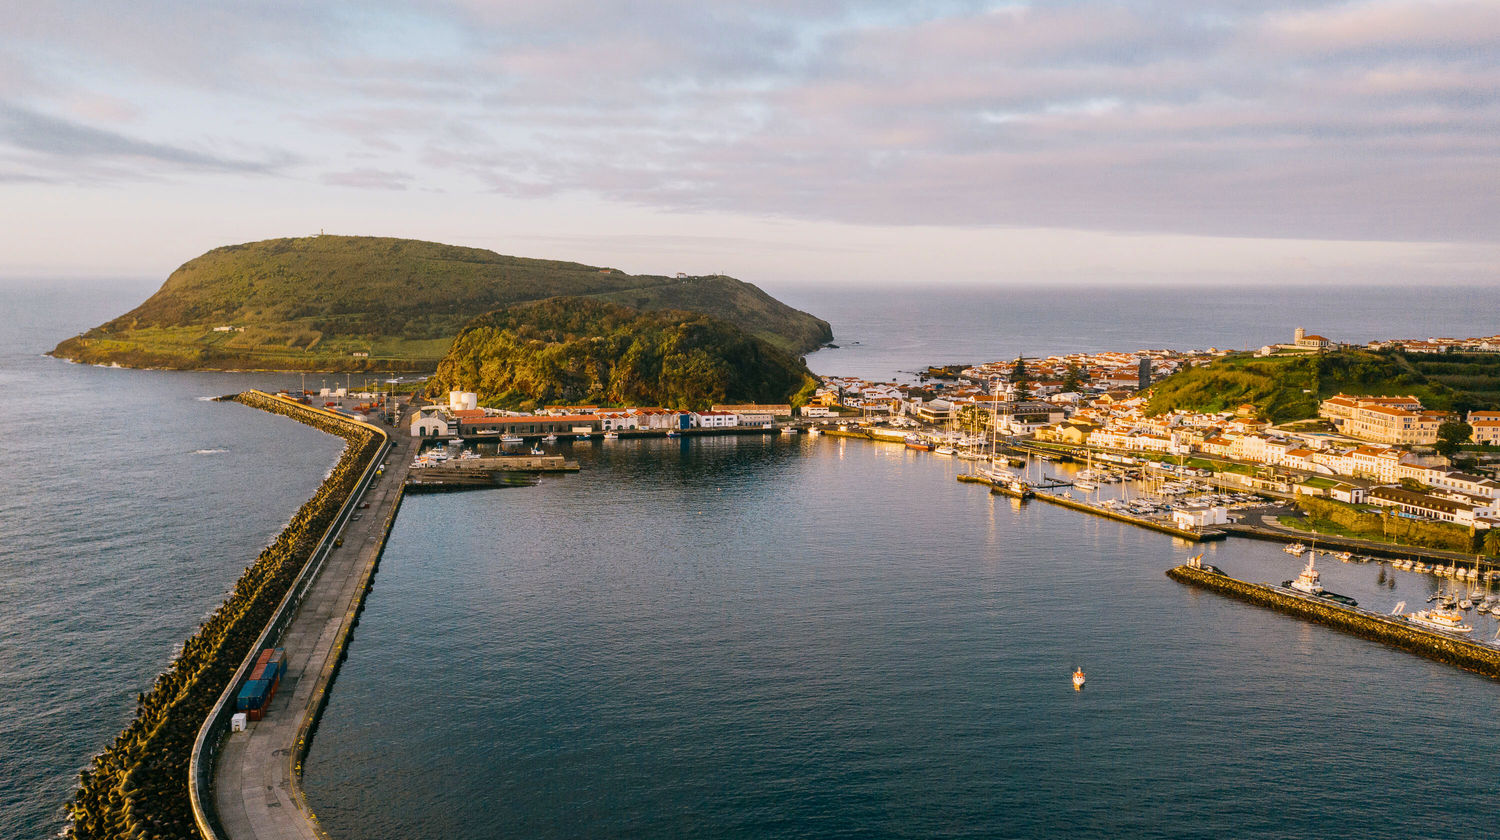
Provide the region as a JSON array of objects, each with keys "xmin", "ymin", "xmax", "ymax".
[
  {"xmin": 1293, "ymin": 327, "xmax": 1332, "ymax": 350},
  {"xmin": 1366, "ymin": 486, "xmax": 1496, "ymax": 527},
  {"xmin": 1469, "ymin": 410, "xmax": 1500, "ymax": 446}
]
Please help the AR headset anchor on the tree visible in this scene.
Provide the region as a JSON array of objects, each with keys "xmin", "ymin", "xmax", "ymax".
[
  {"xmin": 1485, "ymin": 528, "xmax": 1500, "ymax": 557},
  {"xmin": 1059, "ymin": 362, "xmax": 1083, "ymax": 394},
  {"xmin": 1436, "ymin": 420, "xmax": 1473, "ymax": 457},
  {"xmin": 1010, "ymin": 356, "xmax": 1032, "ymax": 402}
]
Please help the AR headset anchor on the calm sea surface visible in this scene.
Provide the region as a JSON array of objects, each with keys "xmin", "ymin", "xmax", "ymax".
[{"xmin": 4, "ymin": 280, "xmax": 1499, "ymax": 838}]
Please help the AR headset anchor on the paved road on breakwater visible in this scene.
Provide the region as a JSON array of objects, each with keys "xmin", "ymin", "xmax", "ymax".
[{"xmin": 214, "ymin": 411, "xmax": 415, "ymax": 840}]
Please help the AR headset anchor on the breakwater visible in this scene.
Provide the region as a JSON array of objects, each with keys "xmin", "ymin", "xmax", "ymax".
[
  {"xmin": 66, "ymin": 392, "xmax": 384, "ymax": 840},
  {"xmin": 1167, "ymin": 563, "xmax": 1500, "ymax": 679}
]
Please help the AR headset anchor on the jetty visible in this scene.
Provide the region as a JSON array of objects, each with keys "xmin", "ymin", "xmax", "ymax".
[
  {"xmin": 1167, "ymin": 561, "xmax": 1500, "ymax": 679},
  {"xmin": 428, "ymin": 453, "xmax": 578, "ymax": 472},
  {"xmin": 1035, "ymin": 491, "xmax": 1226, "ymax": 542},
  {"xmin": 190, "ymin": 394, "xmax": 416, "ymax": 840}
]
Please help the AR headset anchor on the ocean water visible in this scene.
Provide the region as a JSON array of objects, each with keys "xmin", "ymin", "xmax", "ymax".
[
  {"xmin": 0, "ymin": 282, "xmax": 347, "ymax": 838},
  {"xmin": 304, "ymin": 436, "xmax": 1498, "ymax": 840},
  {"xmin": 4, "ymin": 280, "xmax": 1498, "ymax": 838},
  {"xmin": 774, "ymin": 283, "xmax": 1500, "ymax": 381}
]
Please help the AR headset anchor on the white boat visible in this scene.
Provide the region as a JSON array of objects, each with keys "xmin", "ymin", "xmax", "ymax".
[
  {"xmin": 542, "ymin": 434, "xmax": 558, "ymax": 443},
  {"xmin": 1072, "ymin": 668, "xmax": 1086, "ymax": 690},
  {"xmin": 781, "ymin": 427, "xmax": 798, "ymax": 435},
  {"xmin": 499, "ymin": 434, "xmax": 524, "ymax": 444},
  {"xmin": 1288, "ymin": 553, "xmax": 1324, "ymax": 596},
  {"xmin": 1073, "ymin": 480, "xmax": 1097, "ymax": 491},
  {"xmin": 529, "ymin": 446, "xmax": 544, "ymax": 456},
  {"xmin": 1405, "ymin": 608, "xmax": 1473, "ymax": 634},
  {"xmin": 933, "ymin": 446, "xmax": 956, "ymax": 456},
  {"xmin": 806, "ymin": 427, "xmax": 822, "ymax": 436},
  {"xmin": 1284, "ymin": 543, "xmax": 1306, "ymax": 555},
  {"xmin": 603, "ymin": 431, "xmax": 619, "ymax": 440}
]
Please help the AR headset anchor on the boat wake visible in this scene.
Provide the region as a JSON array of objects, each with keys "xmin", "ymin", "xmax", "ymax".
[{"xmin": 193, "ymin": 448, "xmax": 230, "ymax": 455}]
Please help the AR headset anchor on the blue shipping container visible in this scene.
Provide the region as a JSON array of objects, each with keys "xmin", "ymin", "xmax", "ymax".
[{"xmin": 236, "ymin": 679, "xmax": 271, "ymax": 711}]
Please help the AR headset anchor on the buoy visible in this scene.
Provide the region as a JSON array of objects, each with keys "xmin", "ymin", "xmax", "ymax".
[{"xmin": 1072, "ymin": 667, "xmax": 1086, "ymax": 690}]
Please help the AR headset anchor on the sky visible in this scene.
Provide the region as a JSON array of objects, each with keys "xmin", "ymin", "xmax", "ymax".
[{"xmin": 1, "ymin": 0, "xmax": 1497, "ymax": 287}]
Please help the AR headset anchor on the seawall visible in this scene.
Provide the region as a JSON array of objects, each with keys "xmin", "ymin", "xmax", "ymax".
[
  {"xmin": 1166, "ymin": 564, "xmax": 1500, "ymax": 679},
  {"xmin": 189, "ymin": 391, "xmax": 397, "ymax": 840}
]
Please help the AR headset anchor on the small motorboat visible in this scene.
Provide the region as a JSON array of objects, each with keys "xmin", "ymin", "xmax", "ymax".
[{"xmin": 1072, "ymin": 668, "xmax": 1086, "ymax": 691}]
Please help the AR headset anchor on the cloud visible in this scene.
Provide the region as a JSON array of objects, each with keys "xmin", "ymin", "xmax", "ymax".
[
  {"xmin": 320, "ymin": 167, "xmax": 412, "ymax": 190},
  {"xmin": 0, "ymin": 102, "xmax": 288, "ymax": 176},
  {"xmin": 1, "ymin": 0, "xmax": 1497, "ymax": 244}
]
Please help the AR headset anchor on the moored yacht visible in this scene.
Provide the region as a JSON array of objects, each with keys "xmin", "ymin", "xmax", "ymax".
[{"xmin": 1404, "ymin": 608, "xmax": 1473, "ymax": 634}]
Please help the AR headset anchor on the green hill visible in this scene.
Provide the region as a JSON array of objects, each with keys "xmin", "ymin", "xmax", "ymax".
[
  {"xmin": 1146, "ymin": 349, "xmax": 1500, "ymax": 422},
  {"xmin": 430, "ymin": 297, "xmax": 817, "ymax": 410},
  {"xmin": 50, "ymin": 235, "xmax": 832, "ymax": 371}
]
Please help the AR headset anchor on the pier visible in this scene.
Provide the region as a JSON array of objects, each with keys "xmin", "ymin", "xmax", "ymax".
[
  {"xmin": 1167, "ymin": 562, "xmax": 1500, "ymax": 679},
  {"xmin": 191, "ymin": 394, "xmax": 416, "ymax": 840},
  {"xmin": 1033, "ymin": 491, "xmax": 1227, "ymax": 541}
]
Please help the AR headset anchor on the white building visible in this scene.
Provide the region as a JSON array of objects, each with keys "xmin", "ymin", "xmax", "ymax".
[
  {"xmin": 1173, "ymin": 507, "xmax": 1228, "ymax": 529},
  {"xmin": 411, "ymin": 407, "xmax": 454, "ymax": 437},
  {"xmin": 694, "ymin": 410, "xmax": 738, "ymax": 428}
]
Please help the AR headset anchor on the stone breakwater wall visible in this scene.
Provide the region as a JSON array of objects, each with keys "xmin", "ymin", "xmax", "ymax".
[
  {"xmin": 68, "ymin": 391, "xmax": 383, "ymax": 840},
  {"xmin": 1166, "ymin": 564, "xmax": 1500, "ymax": 679}
]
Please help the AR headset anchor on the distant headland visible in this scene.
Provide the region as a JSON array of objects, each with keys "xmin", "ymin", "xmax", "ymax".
[{"xmin": 49, "ymin": 235, "xmax": 833, "ymax": 372}]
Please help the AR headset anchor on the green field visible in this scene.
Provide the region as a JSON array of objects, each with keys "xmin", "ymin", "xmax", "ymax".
[{"xmin": 1146, "ymin": 349, "xmax": 1500, "ymax": 422}]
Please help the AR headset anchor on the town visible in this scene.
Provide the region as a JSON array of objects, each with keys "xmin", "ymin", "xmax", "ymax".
[{"xmin": 287, "ymin": 327, "xmax": 1500, "ymax": 552}]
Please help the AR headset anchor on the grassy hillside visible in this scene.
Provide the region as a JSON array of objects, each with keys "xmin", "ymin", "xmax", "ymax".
[
  {"xmin": 431, "ymin": 298, "xmax": 817, "ymax": 410},
  {"xmin": 1146, "ymin": 349, "xmax": 1500, "ymax": 422},
  {"xmin": 50, "ymin": 235, "xmax": 831, "ymax": 370}
]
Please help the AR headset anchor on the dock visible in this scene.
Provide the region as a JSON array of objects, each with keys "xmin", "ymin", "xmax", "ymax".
[
  {"xmin": 1167, "ymin": 562, "xmax": 1500, "ymax": 678},
  {"xmin": 1033, "ymin": 491, "xmax": 1226, "ymax": 541},
  {"xmin": 405, "ymin": 467, "xmax": 540, "ymax": 493},
  {"xmin": 430, "ymin": 453, "xmax": 579, "ymax": 472}
]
